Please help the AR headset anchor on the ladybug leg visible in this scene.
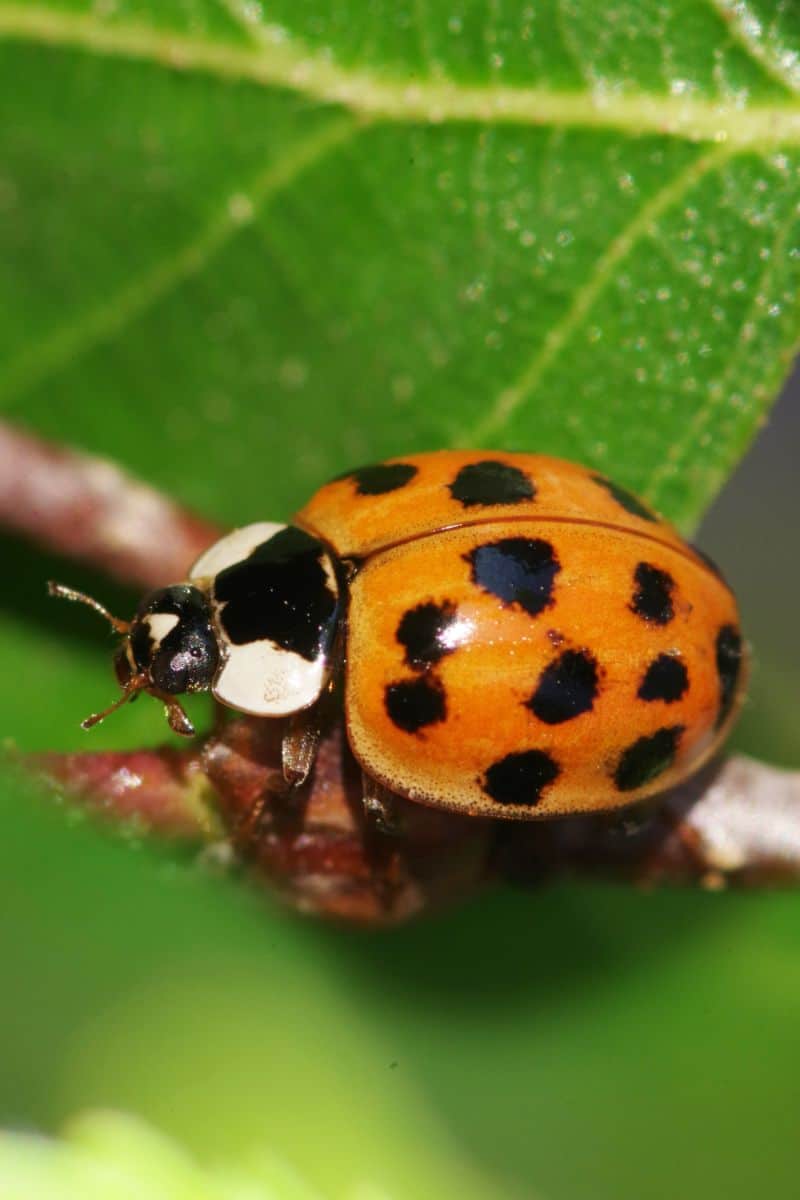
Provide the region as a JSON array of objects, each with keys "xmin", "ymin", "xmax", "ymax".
[
  {"xmin": 278, "ymin": 617, "xmax": 345, "ymax": 790},
  {"xmin": 148, "ymin": 686, "xmax": 196, "ymax": 738},
  {"xmin": 281, "ymin": 708, "xmax": 322, "ymax": 788},
  {"xmin": 361, "ymin": 772, "xmax": 400, "ymax": 836}
]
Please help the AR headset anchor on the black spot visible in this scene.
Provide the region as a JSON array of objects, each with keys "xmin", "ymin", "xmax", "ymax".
[
  {"xmin": 638, "ymin": 654, "xmax": 688, "ymax": 703},
  {"xmin": 527, "ymin": 649, "xmax": 599, "ymax": 724},
  {"xmin": 691, "ymin": 543, "xmax": 729, "ymax": 586},
  {"xmin": 215, "ymin": 526, "xmax": 339, "ymax": 662},
  {"xmin": 482, "ymin": 749, "xmax": 560, "ymax": 807},
  {"xmin": 614, "ymin": 725, "xmax": 685, "ymax": 792},
  {"xmin": 339, "ymin": 462, "xmax": 418, "ymax": 495},
  {"xmin": 130, "ymin": 585, "xmax": 219, "ymax": 695},
  {"xmin": 449, "ymin": 460, "xmax": 535, "ymax": 508},
  {"xmin": 716, "ymin": 624, "xmax": 743, "ymax": 727},
  {"xmin": 466, "ymin": 538, "xmax": 560, "ymax": 617},
  {"xmin": 630, "ymin": 562, "xmax": 675, "ymax": 625},
  {"xmin": 385, "ymin": 676, "xmax": 446, "ymax": 733},
  {"xmin": 591, "ymin": 473, "xmax": 657, "ymax": 522},
  {"xmin": 396, "ymin": 600, "xmax": 459, "ymax": 670}
]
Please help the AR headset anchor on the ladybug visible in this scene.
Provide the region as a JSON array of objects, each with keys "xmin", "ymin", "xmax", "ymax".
[{"xmin": 51, "ymin": 451, "xmax": 747, "ymax": 819}]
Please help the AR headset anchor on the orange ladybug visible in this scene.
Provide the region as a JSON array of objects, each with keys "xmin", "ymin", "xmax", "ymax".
[{"xmin": 53, "ymin": 452, "xmax": 747, "ymax": 819}]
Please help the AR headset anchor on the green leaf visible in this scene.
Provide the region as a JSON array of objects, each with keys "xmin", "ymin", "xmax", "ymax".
[
  {"xmin": 2, "ymin": 6, "xmax": 800, "ymax": 1200},
  {"xmin": 4, "ymin": 759, "xmax": 800, "ymax": 1200},
  {"xmin": 1, "ymin": 0, "xmax": 800, "ymax": 529},
  {"xmin": 0, "ymin": 765, "xmax": 501, "ymax": 1200}
]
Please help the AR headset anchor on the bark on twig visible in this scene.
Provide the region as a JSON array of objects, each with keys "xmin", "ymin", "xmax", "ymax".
[
  {"xmin": 494, "ymin": 755, "xmax": 800, "ymax": 890},
  {"xmin": 31, "ymin": 746, "xmax": 220, "ymax": 842},
  {"xmin": 0, "ymin": 421, "xmax": 219, "ymax": 585},
  {"xmin": 25, "ymin": 719, "xmax": 494, "ymax": 925},
  {"xmin": 25, "ymin": 722, "xmax": 800, "ymax": 925}
]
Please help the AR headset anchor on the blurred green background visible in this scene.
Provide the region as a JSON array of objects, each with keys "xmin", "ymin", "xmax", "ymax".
[{"xmin": 2, "ymin": 3, "xmax": 800, "ymax": 1198}]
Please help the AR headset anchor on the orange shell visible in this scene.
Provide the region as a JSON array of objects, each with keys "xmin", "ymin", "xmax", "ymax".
[
  {"xmin": 296, "ymin": 450, "xmax": 692, "ymax": 562},
  {"xmin": 295, "ymin": 453, "xmax": 746, "ymax": 818}
]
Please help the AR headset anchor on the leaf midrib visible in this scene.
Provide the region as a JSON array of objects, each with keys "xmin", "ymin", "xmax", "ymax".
[
  {"xmin": 4, "ymin": 3, "xmax": 800, "ymax": 146},
  {"xmin": 0, "ymin": 116, "xmax": 360, "ymax": 412}
]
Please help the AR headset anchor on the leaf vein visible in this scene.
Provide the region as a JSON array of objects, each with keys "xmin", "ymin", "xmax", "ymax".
[
  {"xmin": 707, "ymin": 0, "xmax": 800, "ymax": 95},
  {"xmin": 214, "ymin": 0, "xmax": 264, "ymax": 50},
  {"xmin": 4, "ymin": 5, "xmax": 800, "ymax": 144},
  {"xmin": 644, "ymin": 182, "xmax": 800, "ymax": 506},
  {"xmin": 464, "ymin": 144, "xmax": 734, "ymax": 446},
  {"xmin": 0, "ymin": 117, "xmax": 359, "ymax": 410}
]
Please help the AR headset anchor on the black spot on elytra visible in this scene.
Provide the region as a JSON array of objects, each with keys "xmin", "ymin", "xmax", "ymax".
[
  {"xmin": 449, "ymin": 460, "xmax": 535, "ymax": 508},
  {"xmin": 214, "ymin": 526, "xmax": 339, "ymax": 662},
  {"xmin": 630, "ymin": 562, "xmax": 675, "ymax": 625},
  {"xmin": 591, "ymin": 473, "xmax": 658, "ymax": 522},
  {"xmin": 638, "ymin": 654, "xmax": 689, "ymax": 703},
  {"xmin": 339, "ymin": 462, "xmax": 418, "ymax": 495},
  {"xmin": 716, "ymin": 624, "xmax": 743, "ymax": 728},
  {"xmin": 466, "ymin": 537, "xmax": 560, "ymax": 617},
  {"xmin": 396, "ymin": 600, "xmax": 459, "ymax": 670},
  {"xmin": 482, "ymin": 749, "xmax": 560, "ymax": 807},
  {"xmin": 614, "ymin": 725, "xmax": 685, "ymax": 792},
  {"xmin": 384, "ymin": 676, "xmax": 446, "ymax": 733},
  {"xmin": 527, "ymin": 649, "xmax": 600, "ymax": 725}
]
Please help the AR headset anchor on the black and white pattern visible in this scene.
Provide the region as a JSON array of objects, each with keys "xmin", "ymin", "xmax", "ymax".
[{"xmin": 190, "ymin": 522, "xmax": 341, "ymax": 716}]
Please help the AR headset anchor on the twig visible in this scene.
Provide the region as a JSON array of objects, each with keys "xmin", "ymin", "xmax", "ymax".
[
  {"xmin": 0, "ymin": 421, "xmax": 219, "ymax": 585},
  {"xmin": 25, "ymin": 721, "xmax": 800, "ymax": 924},
  {"xmin": 494, "ymin": 755, "xmax": 800, "ymax": 890}
]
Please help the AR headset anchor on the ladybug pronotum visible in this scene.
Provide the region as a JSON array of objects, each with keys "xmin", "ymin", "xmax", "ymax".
[{"xmin": 52, "ymin": 452, "xmax": 747, "ymax": 820}]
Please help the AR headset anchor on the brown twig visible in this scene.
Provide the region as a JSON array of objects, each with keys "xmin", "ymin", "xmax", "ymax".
[
  {"xmin": 0, "ymin": 421, "xmax": 220, "ymax": 585},
  {"xmin": 23, "ymin": 718, "xmax": 493, "ymax": 925},
  {"xmin": 493, "ymin": 755, "xmax": 800, "ymax": 890},
  {"xmin": 28, "ymin": 745, "xmax": 219, "ymax": 842},
  {"xmin": 25, "ymin": 721, "xmax": 800, "ymax": 924}
]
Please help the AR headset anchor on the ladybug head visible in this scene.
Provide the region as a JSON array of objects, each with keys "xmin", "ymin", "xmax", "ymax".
[{"xmin": 48, "ymin": 580, "xmax": 219, "ymax": 736}]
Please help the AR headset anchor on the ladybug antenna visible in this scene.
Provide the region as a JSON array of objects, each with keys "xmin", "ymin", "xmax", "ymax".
[
  {"xmin": 48, "ymin": 582, "xmax": 197, "ymax": 738},
  {"xmin": 80, "ymin": 673, "xmax": 149, "ymax": 731},
  {"xmin": 78, "ymin": 675, "xmax": 196, "ymax": 738},
  {"xmin": 48, "ymin": 581, "xmax": 131, "ymax": 634}
]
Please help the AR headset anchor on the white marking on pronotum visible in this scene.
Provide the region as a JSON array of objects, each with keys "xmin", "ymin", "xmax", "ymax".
[
  {"xmin": 189, "ymin": 522, "xmax": 286, "ymax": 579},
  {"xmin": 189, "ymin": 521, "xmax": 339, "ymax": 715},
  {"xmin": 212, "ymin": 639, "xmax": 327, "ymax": 716}
]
